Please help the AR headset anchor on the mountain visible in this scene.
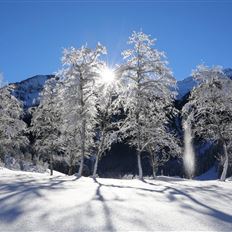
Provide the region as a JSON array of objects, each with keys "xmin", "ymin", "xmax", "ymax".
[
  {"xmin": 176, "ymin": 76, "xmax": 197, "ymax": 99},
  {"xmin": 4, "ymin": 68, "xmax": 232, "ymax": 108},
  {"xmin": 7, "ymin": 75, "xmax": 54, "ymax": 109},
  {"xmin": 223, "ymin": 68, "xmax": 232, "ymax": 79},
  {"xmin": 176, "ymin": 68, "xmax": 232, "ymax": 99}
]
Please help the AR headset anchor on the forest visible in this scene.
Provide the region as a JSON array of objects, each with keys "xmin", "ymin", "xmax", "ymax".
[{"xmin": 0, "ymin": 31, "xmax": 232, "ymax": 181}]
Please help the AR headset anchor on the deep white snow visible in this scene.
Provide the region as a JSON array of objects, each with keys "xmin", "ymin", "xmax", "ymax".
[{"xmin": 0, "ymin": 168, "xmax": 232, "ymax": 231}]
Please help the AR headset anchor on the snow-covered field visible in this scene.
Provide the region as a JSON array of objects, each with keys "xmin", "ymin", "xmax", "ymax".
[{"xmin": 0, "ymin": 168, "xmax": 232, "ymax": 231}]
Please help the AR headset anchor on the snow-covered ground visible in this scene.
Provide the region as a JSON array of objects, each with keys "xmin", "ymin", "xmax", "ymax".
[{"xmin": 0, "ymin": 168, "xmax": 231, "ymax": 231}]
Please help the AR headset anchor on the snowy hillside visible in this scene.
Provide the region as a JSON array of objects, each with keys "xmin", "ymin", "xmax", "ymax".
[
  {"xmin": 0, "ymin": 168, "xmax": 231, "ymax": 231},
  {"xmin": 8, "ymin": 75, "xmax": 54, "ymax": 108}
]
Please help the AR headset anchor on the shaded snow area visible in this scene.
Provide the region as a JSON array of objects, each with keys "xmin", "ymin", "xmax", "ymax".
[
  {"xmin": 196, "ymin": 167, "xmax": 218, "ymax": 181},
  {"xmin": 0, "ymin": 168, "xmax": 232, "ymax": 231}
]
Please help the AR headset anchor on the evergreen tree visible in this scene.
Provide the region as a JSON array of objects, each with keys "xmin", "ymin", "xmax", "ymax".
[
  {"xmin": 31, "ymin": 78, "xmax": 62, "ymax": 175},
  {"xmin": 0, "ymin": 87, "xmax": 28, "ymax": 163}
]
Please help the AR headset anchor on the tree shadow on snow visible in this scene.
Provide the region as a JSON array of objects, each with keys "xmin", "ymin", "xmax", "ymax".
[
  {"xmin": 0, "ymin": 174, "xmax": 232, "ymax": 231},
  {"xmin": 91, "ymin": 178, "xmax": 232, "ymax": 227},
  {"xmin": 90, "ymin": 178, "xmax": 150, "ymax": 231},
  {"xmin": 92, "ymin": 178, "xmax": 116, "ymax": 231},
  {"xmin": 0, "ymin": 175, "xmax": 66, "ymax": 223}
]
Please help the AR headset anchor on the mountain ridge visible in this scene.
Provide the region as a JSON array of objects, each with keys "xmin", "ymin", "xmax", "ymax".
[
  {"xmin": 176, "ymin": 68, "xmax": 232, "ymax": 99},
  {"xmin": 3, "ymin": 67, "xmax": 232, "ymax": 105},
  {"xmin": 7, "ymin": 75, "xmax": 54, "ymax": 109}
]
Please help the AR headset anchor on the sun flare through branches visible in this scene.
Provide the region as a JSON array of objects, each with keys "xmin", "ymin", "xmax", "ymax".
[{"xmin": 100, "ymin": 67, "xmax": 115, "ymax": 84}]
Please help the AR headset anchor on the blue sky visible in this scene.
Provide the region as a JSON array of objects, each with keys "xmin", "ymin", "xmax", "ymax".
[{"xmin": 0, "ymin": 0, "xmax": 232, "ymax": 83}]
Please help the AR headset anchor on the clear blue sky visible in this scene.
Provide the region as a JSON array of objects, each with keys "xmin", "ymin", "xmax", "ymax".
[{"xmin": 0, "ymin": 0, "xmax": 232, "ymax": 83}]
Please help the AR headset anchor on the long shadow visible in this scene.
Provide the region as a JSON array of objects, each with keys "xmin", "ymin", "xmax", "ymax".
[
  {"xmin": 0, "ymin": 175, "xmax": 67, "ymax": 223},
  {"xmin": 92, "ymin": 178, "xmax": 115, "ymax": 231},
  {"xmin": 92, "ymin": 178, "xmax": 150, "ymax": 231},
  {"xmin": 93, "ymin": 178, "xmax": 167, "ymax": 194},
  {"xmin": 1, "ymin": 173, "xmax": 232, "ymax": 230},
  {"xmin": 143, "ymin": 178, "xmax": 232, "ymax": 200},
  {"xmin": 142, "ymin": 179, "xmax": 232, "ymax": 224},
  {"xmin": 163, "ymin": 184, "xmax": 232, "ymax": 224},
  {"xmin": 92, "ymin": 178, "xmax": 232, "ymax": 225}
]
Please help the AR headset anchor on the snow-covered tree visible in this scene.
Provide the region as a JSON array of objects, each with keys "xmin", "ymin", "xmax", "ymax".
[
  {"xmin": 119, "ymin": 31, "xmax": 176, "ymax": 179},
  {"xmin": 182, "ymin": 65, "xmax": 232, "ymax": 181},
  {"xmin": 0, "ymin": 87, "xmax": 28, "ymax": 162},
  {"xmin": 92, "ymin": 67, "xmax": 122, "ymax": 177},
  {"xmin": 144, "ymin": 99, "xmax": 181, "ymax": 178},
  {"xmin": 58, "ymin": 43, "xmax": 106, "ymax": 177},
  {"xmin": 31, "ymin": 78, "xmax": 62, "ymax": 175},
  {"xmin": 60, "ymin": 125, "xmax": 79, "ymax": 175},
  {"xmin": 59, "ymin": 80, "xmax": 83, "ymax": 175}
]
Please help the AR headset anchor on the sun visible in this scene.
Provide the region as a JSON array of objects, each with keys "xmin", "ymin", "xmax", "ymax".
[{"xmin": 100, "ymin": 67, "xmax": 115, "ymax": 84}]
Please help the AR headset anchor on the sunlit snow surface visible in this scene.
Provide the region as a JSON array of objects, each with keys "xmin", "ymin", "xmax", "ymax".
[{"xmin": 0, "ymin": 168, "xmax": 231, "ymax": 231}]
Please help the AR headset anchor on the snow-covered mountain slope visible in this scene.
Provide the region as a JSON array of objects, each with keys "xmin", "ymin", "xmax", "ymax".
[
  {"xmin": 176, "ymin": 68, "xmax": 232, "ymax": 99},
  {"xmin": 4, "ymin": 68, "xmax": 232, "ymax": 107},
  {"xmin": 0, "ymin": 168, "xmax": 231, "ymax": 231},
  {"xmin": 224, "ymin": 68, "xmax": 232, "ymax": 78},
  {"xmin": 8, "ymin": 75, "xmax": 54, "ymax": 108},
  {"xmin": 176, "ymin": 76, "xmax": 197, "ymax": 99}
]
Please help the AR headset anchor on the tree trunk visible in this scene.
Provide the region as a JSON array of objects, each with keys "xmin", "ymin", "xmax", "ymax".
[
  {"xmin": 50, "ymin": 153, "xmax": 53, "ymax": 176},
  {"xmin": 78, "ymin": 155, "xmax": 84, "ymax": 177},
  {"xmin": 220, "ymin": 142, "xmax": 228, "ymax": 181},
  {"xmin": 93, "ymin": 155, "xmax": 99, "ymax": 178},
  {"xmin": 68, "ymin": 165, "xmax": 73, "ymax": 176},
  {"xmin": 152, "ymin": 166, "xmax": 157, "ymax": 179},
  {"xmin": 149, "ymin": 150, "xmax": 157, "ymax": 179},
  {"xmin": 78, "ymin": 124, "xmax": 86, "ymax": 177},
  {"xmin": 78, "ymin": 73, "xmax": 86, "ymax": 178},
  {"xmin": 93, "ymin": 131, "xmax": 106, "ymax": 178},
  {"xmin": 137, "ymin": 150, "xmax": 143, "ymax": 180}
]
